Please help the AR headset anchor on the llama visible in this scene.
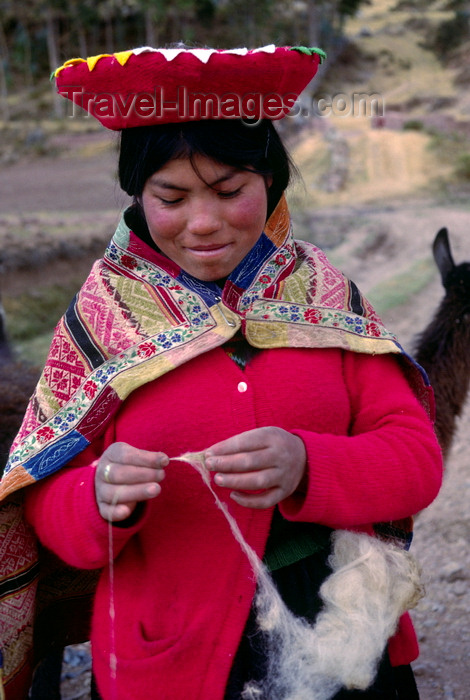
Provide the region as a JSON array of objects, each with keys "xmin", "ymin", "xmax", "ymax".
[{"xmin": 414, "ymin": 227, "xmax": 470, "ymax": 458}]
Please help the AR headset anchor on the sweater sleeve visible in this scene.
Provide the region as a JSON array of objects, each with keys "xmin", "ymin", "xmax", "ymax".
[
  {"xmin": 280, "ymin": 352, "xmax": 443, "ymax": 528},
  {"xmin": 24, "ymin": 445, "xmax": 146, "ymax": 570}
]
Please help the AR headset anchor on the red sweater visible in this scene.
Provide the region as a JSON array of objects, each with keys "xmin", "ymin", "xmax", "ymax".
[{"xmin": 25, "ymin": 346, "xmax": 442, "ymax": 699}]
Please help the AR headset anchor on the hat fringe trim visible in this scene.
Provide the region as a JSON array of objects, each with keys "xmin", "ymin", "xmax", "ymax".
[{"xmin": 53, "ymin": 44, "xmax": 327, "ymax": 77}]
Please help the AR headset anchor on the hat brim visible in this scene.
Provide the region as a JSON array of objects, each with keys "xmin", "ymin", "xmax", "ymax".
[{"xmin": 54, "ymin": 45, "xmax": 325, "ymax": 130}]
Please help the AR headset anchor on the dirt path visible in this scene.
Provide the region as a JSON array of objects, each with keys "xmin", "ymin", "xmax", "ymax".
[
  {"xmin": 1, "ymin": 138, "xmax": 469, "ymax": 699},
  {"xmin": 411, "ymin": 404, "xmax": 470, "ymax": 699}
]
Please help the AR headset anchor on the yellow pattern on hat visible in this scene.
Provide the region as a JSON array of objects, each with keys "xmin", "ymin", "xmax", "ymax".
[
  {"xmin": 54, "ymin": 57, "xmax": 85, "ymax": 77},
  {"xmin": 114, "ymin": 50, "xmax": 134, "ymax": 66},
  {"xmin": 86, "ymin": 53, "xmax": 112, "ymax": 71}
]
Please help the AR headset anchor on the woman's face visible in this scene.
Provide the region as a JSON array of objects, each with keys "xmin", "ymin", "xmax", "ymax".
[{"xmin": 140, "ymin": 154, "xmax": 271, "ymax": 281}]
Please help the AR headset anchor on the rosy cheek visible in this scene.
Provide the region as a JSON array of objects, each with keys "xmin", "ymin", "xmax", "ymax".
[
  {"xmin": 234, "ymin": 195, "xmax": 266, "ymax": 224},
  {"xmin": 147, "ymin": 210, "xmax": 180, "ymax": 240}
]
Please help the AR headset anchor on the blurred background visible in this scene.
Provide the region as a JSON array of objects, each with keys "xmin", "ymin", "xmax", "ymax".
[{"xmin": 0, "ymin": 1, "xmax": 469, "ymax": 698}]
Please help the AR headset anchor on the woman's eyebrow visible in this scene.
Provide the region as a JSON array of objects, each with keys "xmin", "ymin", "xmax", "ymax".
[
  {"xmin": 149, "ymin": 171, "xmax": 237, "ymax": 191},
  {"xmin": 207, "ymin": 172, "xmax": 237, "ymax": 187},
  {"xmin": 148, "ymin": 177, "xmax": 189, "ymax": 192}
]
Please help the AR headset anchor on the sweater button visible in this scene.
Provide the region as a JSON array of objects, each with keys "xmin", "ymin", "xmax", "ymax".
[{"xmin": 237, "ymin": 381, "xmax": 248, "ymax": 393}]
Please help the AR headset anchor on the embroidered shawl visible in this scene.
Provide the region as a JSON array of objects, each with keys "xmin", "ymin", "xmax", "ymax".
[{"xmin": 0, "ymin": 197, "xmax": 432, "ymax": 696}]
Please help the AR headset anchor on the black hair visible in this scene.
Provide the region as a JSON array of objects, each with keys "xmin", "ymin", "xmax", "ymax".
[{"xmin": 118, "ymin": 119, "xmax": 296, "ymax": 220}]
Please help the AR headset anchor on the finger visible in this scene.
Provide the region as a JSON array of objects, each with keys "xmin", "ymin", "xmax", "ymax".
[
  {"xmin": 99, "ymin": 462, "xmax": 167, "ymax": 486},
  {"xmin": 104, "ymin": 443, "xmax": 169, "ymax": 470},
  {"xmin": 97, "ymin": 481, "xmax": 162, "ymax": 506},
  {"xmin": 99, "ymin": 501, "xmax": 136, "ymax": 523},
  {"xmin": 230, "ymin": 487, "xmax": 282, "ymax": 510},
  {"xmin": 205, "ymin": 448, "xmax": 272, "ymax": 474},
  {"xmin": 214, "ymin": 468, "xmax": 278, "ymax": 491},
  {"xmin": 205, "ymin": 429, "xmax": 271, "ymax": 458}
]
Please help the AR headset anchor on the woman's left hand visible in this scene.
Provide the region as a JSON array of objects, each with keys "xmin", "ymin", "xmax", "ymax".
[{"xmin": 204, "ymin": 427, "xmax": 307, "ymax": 509}]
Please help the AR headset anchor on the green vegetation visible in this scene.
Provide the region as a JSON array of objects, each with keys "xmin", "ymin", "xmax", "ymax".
[
  {"xmin": 454, "ymin": 153, "xmax": 470, "ymax": 182},
  {"xmin": 403, "ymin": 120, "xmax": 425, "ymax": 131},
  {"xmin": 3, "ymin": 282, "xmax": 82, "ymax": 366},
  {"xmin": 14, "ymin": 332, "xmax": 55, "ymax": 368},
  {"xmin": 426, "ymin": 130, "xmax": 470, "ymax": 183},
  {"xmin": 367, "ymin": 258, "xmax": 436, "ymax": 315},
  {"xmin": 3, "ymin": 284, "xmax": 76, "ymax": 343}
]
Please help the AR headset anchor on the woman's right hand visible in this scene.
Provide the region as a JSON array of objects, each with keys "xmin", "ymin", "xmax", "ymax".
[{"xmin": 95, "ymin": 442, "xmax": 169, "ymax": 522}]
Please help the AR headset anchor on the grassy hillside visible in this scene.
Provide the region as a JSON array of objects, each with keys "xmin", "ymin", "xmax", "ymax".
[{"xmin": 286, "ymin": 0, "xmax": 470, "ymax": 215}]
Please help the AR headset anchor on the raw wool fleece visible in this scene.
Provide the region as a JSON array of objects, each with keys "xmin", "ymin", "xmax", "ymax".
[{"xmin": 178, "ymin": 453, "xmax": 424, "ymax": 700}]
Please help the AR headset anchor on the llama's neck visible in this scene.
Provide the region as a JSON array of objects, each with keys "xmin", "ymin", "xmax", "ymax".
[{"xmin": 415, "ymin": 306, "xmax": 470, "ymax": 456}]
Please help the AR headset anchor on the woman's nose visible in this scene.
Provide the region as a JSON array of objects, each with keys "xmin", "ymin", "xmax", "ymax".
[{"xmin": 186, "ymin": 199, "xmax": 221, "ymax": 236}]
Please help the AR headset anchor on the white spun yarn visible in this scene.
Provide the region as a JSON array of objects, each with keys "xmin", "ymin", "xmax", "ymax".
[{"xmin": 175, "ymin": 453, "xmax": 424, "ymax": 700}]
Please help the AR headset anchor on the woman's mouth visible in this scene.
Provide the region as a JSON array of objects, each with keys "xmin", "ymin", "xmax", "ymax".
[{"xmin": 186, "ymin": 243, "xmax": 232, "ymax": 258}]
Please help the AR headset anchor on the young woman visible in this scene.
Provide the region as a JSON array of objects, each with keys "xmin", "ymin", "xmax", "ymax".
[{"xmin": 1, "ymin": 47, "xmax": 442, "ymax": 700}]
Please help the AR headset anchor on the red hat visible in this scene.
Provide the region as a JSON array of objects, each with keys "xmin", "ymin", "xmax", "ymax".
[{"xmin": 54, "ymin": 45, "xmax": 325, "ymax": 130}]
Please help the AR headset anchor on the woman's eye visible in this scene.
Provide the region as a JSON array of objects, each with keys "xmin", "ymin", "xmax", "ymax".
[
  {"xmin": 218, "ymin": 187, "xmax": 242, "ymax": 199},
  {"xmin": 159, "ymin": 197, "xmax": 183, "ymax": 206}
]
